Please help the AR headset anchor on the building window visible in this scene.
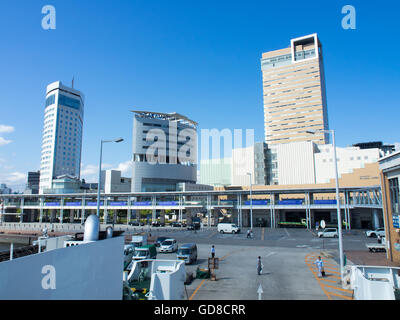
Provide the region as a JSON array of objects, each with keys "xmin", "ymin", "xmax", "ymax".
[
  {"xmin": 45, "ymin": 94, "xmax": 56, "ymax": 107},
  {"xmin": 389, "ymin": 178, "xmax": 399, "ymax": 215}
]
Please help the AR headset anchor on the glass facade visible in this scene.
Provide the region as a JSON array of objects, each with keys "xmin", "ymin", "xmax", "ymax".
[
  {"xmin": 389, "ymin": 177, "xmax": 399, "ymax": 214},
  {"xmin": 59, "ymin": 94, "xmax": 81, "ymax": 110},
  {"xmin": 45, "ymin": 94, "xmax": 55, "ymax": 107}
]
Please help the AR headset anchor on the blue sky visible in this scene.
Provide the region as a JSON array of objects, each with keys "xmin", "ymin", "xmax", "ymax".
[{"xmin": 0, "ymin": 0, "xmax": 399, "ymax": 191}]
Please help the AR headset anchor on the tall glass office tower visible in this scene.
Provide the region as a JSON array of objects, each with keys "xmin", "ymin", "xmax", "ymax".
[{"xmin": 39, "ymin": 81, "xmax": 84, "ymax": 193}]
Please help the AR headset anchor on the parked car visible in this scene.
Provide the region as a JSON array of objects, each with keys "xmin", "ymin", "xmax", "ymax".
[
  {"xmin": 176, "ymin": 243, "xmax": 198, "ymax": 264},
  {"xmin": 187, "ymin": 224, "xmax": 196, "ymax": 230},
  {"xmin": 123, "ymin": 244, "xmax": 135, "ymax": 269},
  {"xmin": 132, "ymin": 244, "xmax": 157, "ymax": 261},
  {"xmin": 151, "ymin": 221, "xmax": 165, "ymax": 227},
  {"xmin": 155, "ymin": 236, "xmax": 168, "ymax": 247},
  {"xmin": 365, "ymin": 228, "xmax": 385, "ymax": 238},
  {"xmin": 318, "ymin": 228, "xmax": 338, "ymax": 238},
  {"xmin": 171, "ymin": 222, "xmax": 183, "ymax": 227},
  {"xmin": 217, "ymin": 223, "xmax": 240, "ymax": 234},
  {"xmin": 128, "ymin": 221, "xmax": 140, "ymax": 226},
  {"xmin": 159, "ymin": 239, "xmax": 178, "ymax": 253}
]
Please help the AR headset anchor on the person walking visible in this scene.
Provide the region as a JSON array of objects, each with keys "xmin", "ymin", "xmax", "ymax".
[
  {"xmin": 247, "ymin": 230, "xmax": 251, "ymax": 239},
  {"xmin": 211, "ymin": 245, "xmax": 215, "ymax": 258},
  {"xmin": 314, "ymin": 256, "xmax": 324, "ymax": 277},
  {"xmin": 257, "ymin": 256, "xmax": 263, "ymax": 275}
]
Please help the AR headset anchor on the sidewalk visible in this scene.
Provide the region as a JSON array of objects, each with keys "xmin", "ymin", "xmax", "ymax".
[{"xmin": 345, "ymin": 250, "xmax": 399, "ymax": 267}]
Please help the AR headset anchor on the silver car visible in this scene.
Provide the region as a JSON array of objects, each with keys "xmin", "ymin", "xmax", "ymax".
[
  {"xmin": 318, "ymin": 228, "xmax": 338, "ymax": 238},
  {"xmin": 365, "ymin": 228, "xmax": 385, "ymax": 238}
]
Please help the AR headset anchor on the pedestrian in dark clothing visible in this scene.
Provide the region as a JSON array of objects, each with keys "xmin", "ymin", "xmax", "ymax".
[
  {"xmin": 257, "ymin": 256, "xmax": 263, "ymax": 275},
  {"xmin": 211, "ymin": 245, "xmax": 215, "ymax": 258}
]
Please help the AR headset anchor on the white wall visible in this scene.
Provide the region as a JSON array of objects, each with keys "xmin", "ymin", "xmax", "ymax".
[
  {"xmin": 276, "ymin": 141, "xmax": 317, "ymax": 185},
  {"xmin": 315, "ymin": 145, "xmax": 379, "ymax": 183},
  {"xmin": 104, "ymin": 170, "xmax": 131, "ymax": 193},
  {"xmin": 0, "ymin": 236, "xmax": 124, "ymax": 300},
  {"xmin": 232, "ymin": 146, "xmax": 255, "ymax": 186}
]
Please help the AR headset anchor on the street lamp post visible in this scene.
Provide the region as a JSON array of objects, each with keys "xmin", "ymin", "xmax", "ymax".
[
  {"xmin": 306, "ymin": 129, "xmax": 344, "ymax": 283},
  {"xmin": 247, "ymin": 172, "xmax": 253, "ymax": 230},
  {"xmin": 97, "ymin": 138, "xmax": 124, "ymax": 219}
]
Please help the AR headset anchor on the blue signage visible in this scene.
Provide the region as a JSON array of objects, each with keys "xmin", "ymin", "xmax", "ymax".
[
  {"xmin": 314, "ymin": 200, "xmax": 337, "ymax": 205},
  {"xmin": 109, "ymin": 202, "xmax": 127, "ymax": 206},
  {"xmin": 86, "ymin": 201, "xmax": 103, "ymax": 206},
  {"xmin": 278, "ymin": 199, "xmax": 303, "ymax": 205},
  {"xmin": 244, "ymin": 200, "xmax": 269, "ymax": 205},
  {"xmin": 393, "ymin": 215, "xmax": 400, "ymax": 229},
  {"xmin": 133, "ymin": 201, "xmax": 152, "ymax": 206},
  {"xmin": 159, "ymin": 201, "xmax": 178, "ymax": 206},
  {"xmin": 65, "ymin": 202, "xmax": 81, "ymax": 206},
  {"xmin": 44, "ymin": 202, "xmax": 60, "ymax": 206}
]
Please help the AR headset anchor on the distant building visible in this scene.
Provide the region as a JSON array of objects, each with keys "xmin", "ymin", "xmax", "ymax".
[
  {"xmin": 0, "ymin": 184, "xmax": 11, "ymax": 194},
  {"xmin": 379, "ymin": 151, "xmax": 400, "ymax": 264},
  {"xmin": 199, "ymin": 158, "xmax": 232, "ymax": 187},
  {"xmin": 50, "ymin": 175, "xmax": 82, "ymax": 194},
  {"xmin": 353, "ymin": 141, "xmax": 396, "ymax": 157},
  {"xmin": 25, "ymin": 171, "xmax": 40, "ymax": 194},
  {"xmin": 261, "ymin": 33, "xmax": 329, "ymax": 145},
  {"xmin": 232, "ymin": 142, "xmax": 268, "ymax": 186},
  {"xmin": 39, "ymin": 81, "xmax": 84, "ymax": 194},
  {"xmin": 100, "ymin": 170, "xmax": 131, "ymax": 193},
  {"xmin": 200, "ymin": 141, "xmax": 384, "ymax": 187},
  {"xmin": 131, "ymin": 110, "xmax": 197, "ymax": 192}
]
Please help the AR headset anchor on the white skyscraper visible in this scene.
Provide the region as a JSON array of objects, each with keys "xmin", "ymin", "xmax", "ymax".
[{"xmin": 39, "ymin": 81, "xmax": 84, "ymax": 193}]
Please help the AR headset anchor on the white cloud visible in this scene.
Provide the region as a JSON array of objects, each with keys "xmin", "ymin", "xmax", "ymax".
[
  {"xmin": 113, "ymin": 161, "xmax": 132, "ymax": 176},
  {"xmin": 0, "ymin": 171, "xmax": 26, "ymax": 186},
  {"xmin": 0, "ymin": 125, "xmax": 14, "ymax": 134},
  {"xmin": 0, "ymin": 137, "xmax": 12, "ymax": 146},
  {"xmin": 80, "ymin": 163, "xmax": 113, "ymax": 182}
]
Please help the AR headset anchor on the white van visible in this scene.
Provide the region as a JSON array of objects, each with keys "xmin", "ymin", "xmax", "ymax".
[{"xmin": 217, "ymin": 223, "xmax": 240, "ymax": 234}]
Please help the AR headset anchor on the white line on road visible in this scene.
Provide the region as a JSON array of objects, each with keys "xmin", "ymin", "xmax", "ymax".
[
  {"xmin": 284, "ymin": 228, "xmax": 290, "ymax": 237},
  {"xmin": 264, "ymin": 252, "xmax": 276, "ymax": 258}
]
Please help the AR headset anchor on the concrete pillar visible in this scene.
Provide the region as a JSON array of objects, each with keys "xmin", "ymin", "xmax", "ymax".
[
  {"xmin": 50, "ymin": 209, "xmax": 56, "ymax": 223},
  {"xmin": 39, "ymin": 198, "xmax": 44, "ymax": 223},
  {"xmin": 373, "ymin": 209, "xmax": 380, "ymax": 229},
  {"xmin": 69, "ymin": 209, "xmax": 74, "ymax": 223},
  {"xmin": 60, "ymin": 197, "xmax": 64, "ymax": 224},
  {"xmin": 20, "ymin": 198, "xmax": 24, "ymax": 223},
  {"xmin": 103, "ymin": 198, "xmax": 108, "ymax": 224},
  {"xmin": 127, "ymin": 197, "xmax": 131, "ymax": 225}
]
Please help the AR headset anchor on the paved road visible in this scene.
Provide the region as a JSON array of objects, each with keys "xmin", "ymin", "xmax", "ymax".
[
  {"xmin": 157, "ymin": 243, "xmax": 346, "ymax": 300},
  {"xmin": 128, "ymin": 227, "xmax": 372, "ymax": 252},
  {"xmin": 150, "ymin": 228, "xmax": 372, "ymax": 300}
]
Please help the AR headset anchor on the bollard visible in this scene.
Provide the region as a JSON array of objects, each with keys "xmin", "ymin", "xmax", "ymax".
[{"xmin": 10, "ymin": 243, "xmax": 13, "ymax": 260}]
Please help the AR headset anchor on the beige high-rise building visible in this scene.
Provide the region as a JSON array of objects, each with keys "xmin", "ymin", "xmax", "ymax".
[{"xmin": 261, "ymin": 33, "xmax": 329, "ymax": 145}]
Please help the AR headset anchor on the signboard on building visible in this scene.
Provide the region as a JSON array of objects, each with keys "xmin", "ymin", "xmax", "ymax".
[{"xmin": 393, "ymin": 215, "xmax": 400, "ymax": 229}]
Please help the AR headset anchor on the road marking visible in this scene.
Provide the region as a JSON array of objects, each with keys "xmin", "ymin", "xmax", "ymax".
[
  {"xmin": 190, "ymin": 247, "xmax": 246, "ymax": 300},
  {"xmin": 284, "ymin": 228, "xmax": 290, "ymax": 237},
  {"xmin": 321, "ymin": 283, "xmax": 353, "ymax": 294},
  {"xmin": 264, "ymin": 252, "xmax": 276, "ymax": 258},
  {"xmin": 189, "ymin": 279, "xmax": 206, "ymax": 300},
  {"xmin": 207, "ymin": 231, "xmax": 218, "ymax": 238},
  {"xmin": 305, "ymin": 252, "xmax": 353, "ymax": 300}
]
